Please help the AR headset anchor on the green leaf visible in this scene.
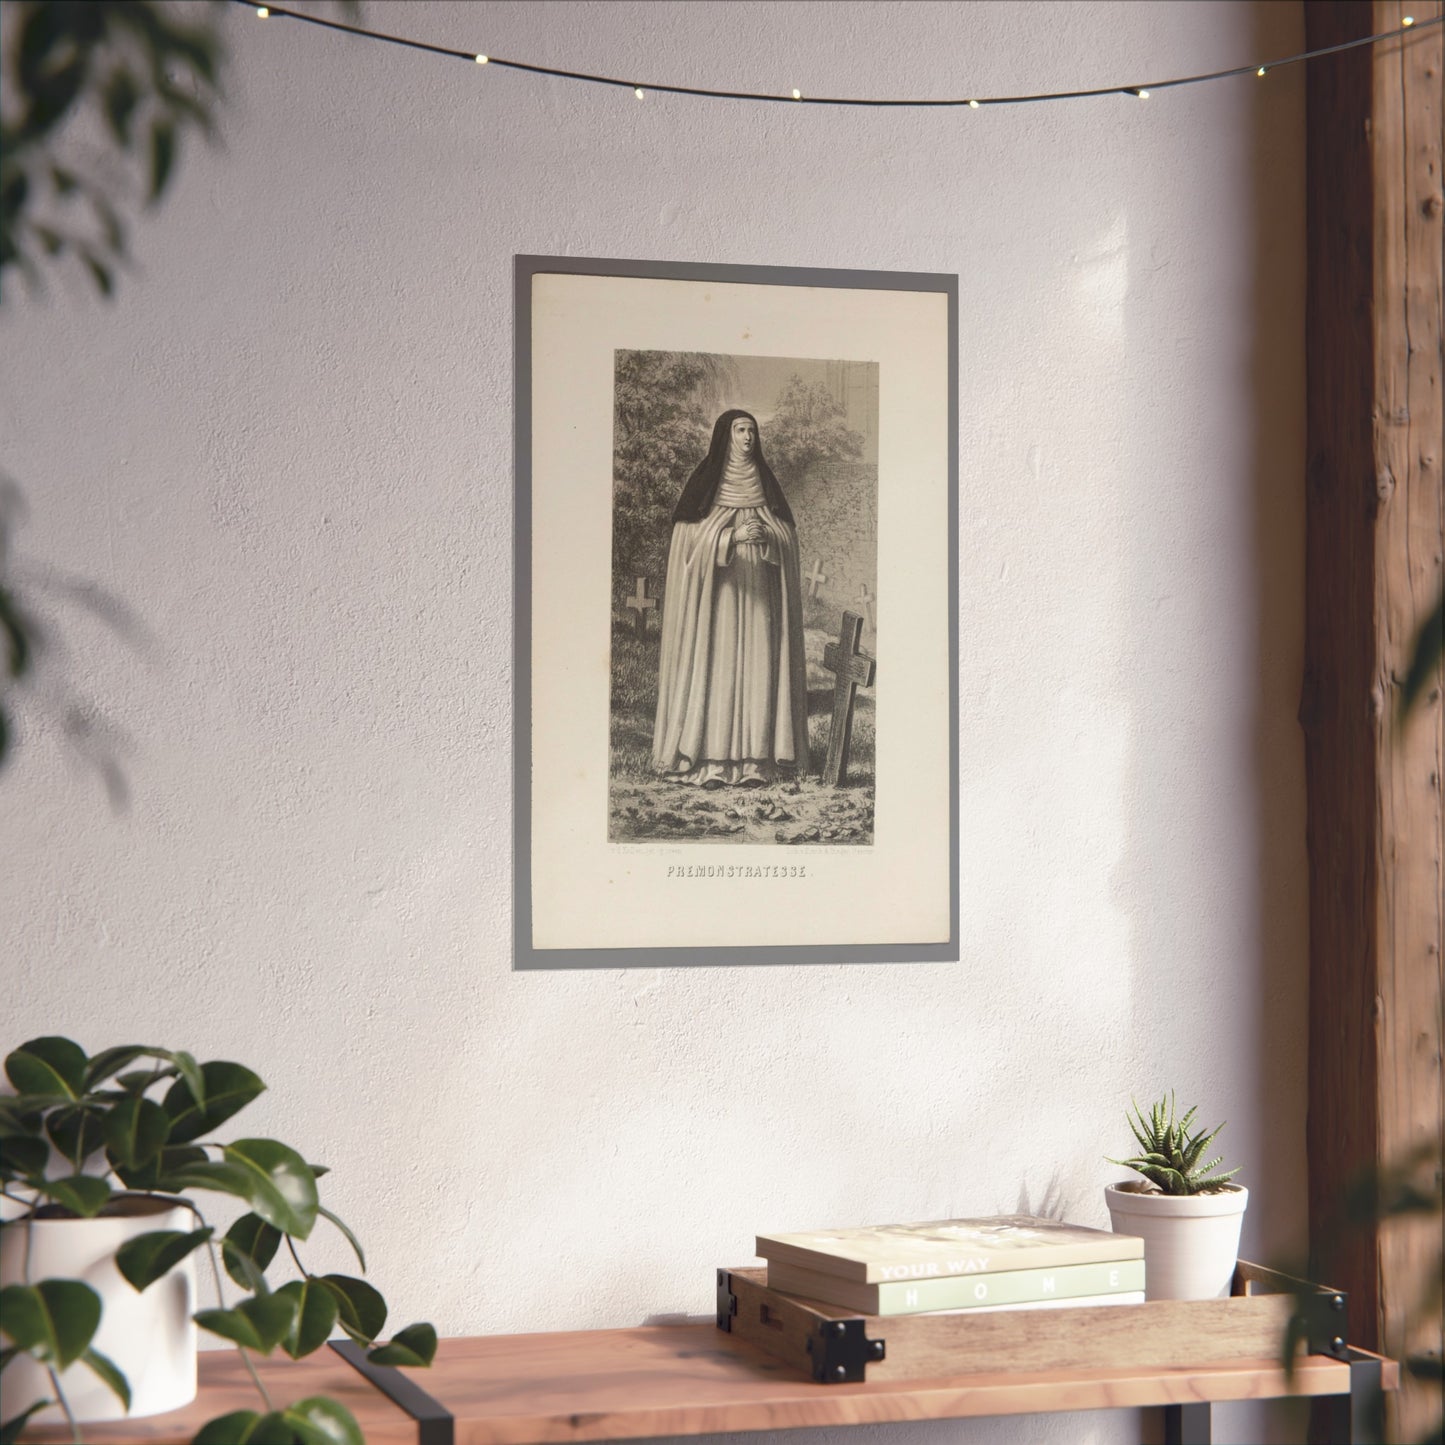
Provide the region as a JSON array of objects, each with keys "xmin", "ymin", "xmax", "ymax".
[
  {"xmin": 318, "ymin": 1275, "xmax": 386, "ymax": 1346},
  {"xmin": 148, "ymin": 118, "xmax": 176, "ymax": 202},
  {"xmin": 102, "ymin": 69, "xmax": 140, "ymax": 145},
  {"xmin": 85, "ymin": 1046, "xmax": 200, "ymax": 1106},
  {"xmin": 192, "ymin": 1411, "xmax": 298, "ymax": 1445},
  {"xmin": 46, "ymin": 1104, "xmax": 108, "ymax": 1167},
  {"xmin": 114, "ymin": 1142, "xmax": 207, "ymax": 1192},
  {"xmin": 1, "ymin": 1400, "xmax": 53, "ymax": 1444},
  {"xmin": 162, "ymin": 1061, "xmax": 264, "ymax": 1144},
  {"xmin": 103, "ymin": 1094, "xmax": 171, "ymax": 1169},
  {"xmin": 367, "ymin": 1322, "xmax": 437, "ymax": 1368},
  {"xmin": 82, "ymin": 253, "xmax": 113, "ymax": 297},
  {"xmin": 318, "ymin": 1205, "xmax": 365, "ymax": 1273},
  {"xmin": 1399, "ymin": 589, "xmax": 1444, "ymax": 721},
  {"xmin": 282, "ymin": 1397, "xmax": 364, "ymax": 1445},
  {"xmin": 276, "ymin": 1278, "xmax": 339, "ymax": 1359},
  {"xmin": 195, "ymin": 1292, "xmax": 298, "ymax": 1355},
  {"xmin": 0, "ymin": 1134, "xmax": 48, "ymax": 1180},
  {"xmin": 35, "ymin": 1173, "xmax": 112, "ymax": 1216},
  {"xmin": 223, "ymin": 1213, "xmax": 281, "ymax": 1289},
  {"xmin": 220, "ymin": 1139, "xmax": 318, "ymax": 1240},
  {"xmin": 116, "ymin": 1226, "xmax": 213, "ymax": 1291},
  {"xmin": 5, "ymin": 1037, "xmax": 87, "ymax": 1099},
  {"xmin": 81, "ymin": 1346, "xmax": 131, "ymax": 1410},
  {"xmin": 0, "ymin": 1280, "xmax": 101, "ymax": 1367}
]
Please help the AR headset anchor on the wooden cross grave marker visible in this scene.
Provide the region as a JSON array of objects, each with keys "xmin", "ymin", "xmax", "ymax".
[
  {"xmin": 625, "ymin": 577, "xmax": 656, "ymax": 637},
  {"xmin": 821, "ymin": 611, "xmax": 876, "ymax": 787},
  {"xmin": 805, "ymin": 558, "xmax": 830, "ymax": 598}
]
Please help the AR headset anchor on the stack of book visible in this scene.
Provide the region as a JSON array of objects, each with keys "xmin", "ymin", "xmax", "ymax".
[{"xmin": 756, "ymin": 1215, "xmax": 1145, "ymax": 1316}]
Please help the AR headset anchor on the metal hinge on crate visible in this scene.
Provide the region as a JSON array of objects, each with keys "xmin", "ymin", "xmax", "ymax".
[
  {"xmin": 716, "ymin": 1268, "xmax": 738, "ymax": 1331},
  {"xmin": 1243, "ymin": 1262, "xmax": 1352, "ymax": 1363},
  {"xmin": 805, "ymin": 1317, "xmax": 886, "ymax": 1383}
]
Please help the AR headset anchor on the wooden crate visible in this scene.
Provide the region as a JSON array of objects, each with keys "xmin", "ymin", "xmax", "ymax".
[{"xmin": 717, "ymin": 1261, "xmax": 1353, "ymax": 1384}]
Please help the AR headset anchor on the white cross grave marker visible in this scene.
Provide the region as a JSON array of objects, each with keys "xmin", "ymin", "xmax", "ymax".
[{"xmin": 626, "ymin": 577, "xmax": 656, "ymax": 637}]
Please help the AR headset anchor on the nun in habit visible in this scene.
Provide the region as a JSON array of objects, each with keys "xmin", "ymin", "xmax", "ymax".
[{"xmin": 651, "ymin": 409, "xmax": 810, "ymax": 788}]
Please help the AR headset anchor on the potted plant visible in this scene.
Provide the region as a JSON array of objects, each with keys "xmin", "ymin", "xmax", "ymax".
[
  {"xmin": 1104, "ymin": 1092, "xmax": 1248, "ymax": 1301},
  {"xmin": 0, "ymin": 1035, "xmax": 436, "ymax": 1443}
]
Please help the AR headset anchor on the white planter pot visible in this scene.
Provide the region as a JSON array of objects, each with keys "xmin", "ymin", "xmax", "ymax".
[
  {"xmin": 0, "ymin": 1194, "xmax": 198, "ymax": 1423},
  {"xmin": 1104, "ymin": 1181, "xmax": 1249, "ymax": 1301}
]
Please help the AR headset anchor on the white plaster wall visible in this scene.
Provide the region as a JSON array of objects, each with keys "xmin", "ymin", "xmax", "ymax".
[{"xmin": 0, "ymin": 2, "xmax": 1307, "ymax": 1441}]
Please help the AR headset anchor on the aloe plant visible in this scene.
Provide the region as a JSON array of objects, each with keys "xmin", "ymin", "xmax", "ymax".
[
  {"xmin": 1108, "ymin": 1092, "xmax": 1241, "ymax": 1196},
  {"xmin": 0, "ymin": 1036, "xmax": 436, "ymax": 1444}
]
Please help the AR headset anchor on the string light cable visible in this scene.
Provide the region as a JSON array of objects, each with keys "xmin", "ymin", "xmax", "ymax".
[{"xmin": 236, "ymin": 2, "xmax": 1439, "ymax": 108}]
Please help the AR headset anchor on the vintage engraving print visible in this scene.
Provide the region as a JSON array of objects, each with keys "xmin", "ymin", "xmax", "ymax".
[
  {"xmin": 609, "ymin": 351, "xmax": 880, "ymax": 846},
  {"xmin": 523, "ymin": 264, "xmax": 953, "ymax": 960}
]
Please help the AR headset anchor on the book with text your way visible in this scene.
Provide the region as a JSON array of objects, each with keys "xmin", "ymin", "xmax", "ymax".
[
  {"xmin": 756, "ymin": 1215, "xmax": 1144, "ymax": 1285},
  {"xmin": 765, "ymin": 1256, "xmax": 1146, "ymax": 1316}
]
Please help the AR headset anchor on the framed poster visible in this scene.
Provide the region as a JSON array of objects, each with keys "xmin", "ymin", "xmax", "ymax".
[{"xmin": 515, "ymin": 255, "xmax": 957, "ymax": 968}]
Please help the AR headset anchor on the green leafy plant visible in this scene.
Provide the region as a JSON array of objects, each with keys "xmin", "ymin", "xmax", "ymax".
[
  {"xmin": 0, "ymin": 1036, "xmax": 436, "ymax": 1444},
  {"xmin": 1108, "ymin": 1092, "xmax": 1242, "ymax": 1196}
]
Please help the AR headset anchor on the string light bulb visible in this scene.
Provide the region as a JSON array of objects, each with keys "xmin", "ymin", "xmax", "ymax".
[
  {"xmin": 217, "ymin": 0, "xmax": 1443, "ymax": 112},
  {"xmin": 634, "ymin": 86, "xmax": 644, "ymax": 99}
]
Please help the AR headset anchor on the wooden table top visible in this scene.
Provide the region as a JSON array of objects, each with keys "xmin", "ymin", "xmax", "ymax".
[{"xmin": 21, "ymin": 1322, "xmax": 1399, "ymax": 1445}]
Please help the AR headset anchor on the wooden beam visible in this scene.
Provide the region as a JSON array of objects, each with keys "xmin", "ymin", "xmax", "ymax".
[{"xmin": 1303, "ymin": 3, "xmax": 1444, "ymax": 1439}]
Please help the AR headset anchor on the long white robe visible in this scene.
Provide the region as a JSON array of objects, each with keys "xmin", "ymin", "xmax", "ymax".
[{"xmin": 651, "ymin": 502, "xmax": 810, "ymax": 784}]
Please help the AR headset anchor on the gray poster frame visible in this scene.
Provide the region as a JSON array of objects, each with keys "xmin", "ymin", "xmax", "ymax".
[{"xmin": 514, "ymin": 254, "xmax": 959, "ymax": 969}]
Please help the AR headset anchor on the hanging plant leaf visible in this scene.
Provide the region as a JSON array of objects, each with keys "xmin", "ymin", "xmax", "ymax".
[
  {"xmin": 222, "ymin": 1212, "xmax": 281, "ymax": 1289},
  {"xmin": 0, "ymin": 1134, "xmax": 48, "ymax": 1181},
  {"xmin": 317, "ymin": 1205, "xmax": 365, "ymax": 1273},
  {"xmin": 219, "ymin": 1139, "xmax": 318, "ymax": 1240},
  {"xmin": 103, "ymin": 1094, "xmax": 171, "ymax": 1169},
  {"xmin": 366, "ymin": 1322, "xmax": 437, "ymax": 1368},
  {"xmin": 195, "ymin": 1291, "xmax": 299, "ymax": 1355},
  {"xmin": 115, "ymin": 1226, "xmax": 213, "ymax": 1291},
  {"xmin": 192, "ymin": 1410, "xmax": 296, "ymax": 1445},
  {"xmin": 5, "ymin": 1036, "xmax": 87, "ymax": 1099},
  {"xmin": 317, "ymin": 1274, "xmax": 386, "ymax": 1346},
  {"xmin": 162, "ymin": 1061, "xmax": 263, "ymax": 1144},
  {"xmin": 281, "ymin": 1397, "xmax": 365, "ymax": 1445},
  {"xmin": 0, "ymin": 1400, "xmax": 54, "ymax": 1445},
  {"xmin": 34, "ymin": 1173, "xmax": 112, "ymax": 1217},
  {"xmin": 0, "ymin": 1280, "xmax": 101, "ymax": 1368},
  {"xmin": 275, "ymin": 1278, "xmax": 339, "ymax": 1360},
  {"xmin": 147, "ymin": 118, "xmax": 176, "ymax": 202},
  {"xmin": 80, "ymin": 1346, "xmax": 131, "ymax": 1409}
]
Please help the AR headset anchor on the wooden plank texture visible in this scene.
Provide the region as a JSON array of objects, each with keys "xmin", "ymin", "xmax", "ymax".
[
  {"xmin": 12, "ymin": 1324, "xmax": 1399, "ymax": 1445},
  {"xmin": 17, "ymin": 1348, "xmax": 418, "ymax": 1445},
  {"xmin": 1304, "ymin": 3, "xmax": 1444, "ymax": 1439},
  {"xmin": 727, "ymin": 1266, "xmax": 1296, "ymax": 1382},
  {"xmin": 423, "ymin": 1325, "xmax": 1392, "ymax": 1445}
]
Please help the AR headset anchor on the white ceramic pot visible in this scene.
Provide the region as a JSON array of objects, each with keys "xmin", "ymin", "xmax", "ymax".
[
  {"xmin": 0, "ymin": 1194, "xmax": 198, "ymax": 1422},
  {"xmin": 1104, "ymin": 1181, "xmax": 1249, "ymax": 1301}
]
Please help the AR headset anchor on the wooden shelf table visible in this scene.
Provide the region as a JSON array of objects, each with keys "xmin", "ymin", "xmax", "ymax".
[{"xmin": 21, "ymin": 1321, "xmax": 1397, "ymax": 1445}]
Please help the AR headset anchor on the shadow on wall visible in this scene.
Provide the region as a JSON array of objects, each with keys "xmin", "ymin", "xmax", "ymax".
[{"xmin": 1115, "ymin": 2, "xmax": 1308, "ymax": 1442}]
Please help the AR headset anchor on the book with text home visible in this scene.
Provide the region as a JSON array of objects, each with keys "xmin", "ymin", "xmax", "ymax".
[
  {"xmin": 756, "ymin": 1215, "xmax": 1143, "ymax": 1284},
  {"xmin": 765, "ymin": 1256, "xmax": 1146, "ymax": 1315}
]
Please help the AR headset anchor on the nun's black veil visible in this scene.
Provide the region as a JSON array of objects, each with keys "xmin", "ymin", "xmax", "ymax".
[{"xmin": 670, "ymin": 409, "xmax": 795, "ymax": 526}]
